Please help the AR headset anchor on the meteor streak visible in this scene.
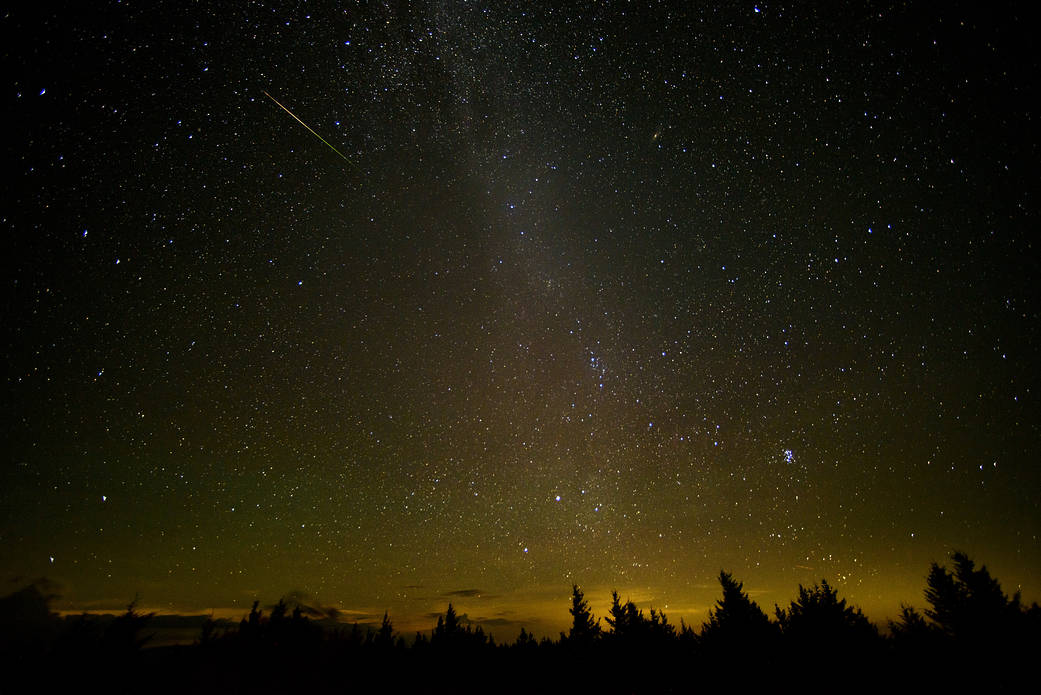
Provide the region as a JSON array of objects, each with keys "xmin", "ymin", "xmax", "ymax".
[{"xmin": 263, "ymin": 90, "xmax": 356, "ymax": 167}]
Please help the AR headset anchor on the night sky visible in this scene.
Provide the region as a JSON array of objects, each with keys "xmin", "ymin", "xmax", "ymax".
[{"xmin": 3, "ymin": 1, "xmax": 1039, "ymax": 638}]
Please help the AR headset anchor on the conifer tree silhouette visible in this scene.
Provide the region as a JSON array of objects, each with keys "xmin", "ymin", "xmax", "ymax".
[
  {"xmin": 433, "ymin": 603, "xmax": 462, "ymax": 646},
  {"xmin": 775, "ymin": 579, "xmax": 877, "ymax": 649},
  {"xmin": 270, "ymin": 598, "xmax": 288, "ymax": 625},
  {"xmin": 444, "ymin": 603, "xmax": 459, "ymax": 633},
  {"xmin": 924, "ymin": 551, "xmax": 1017, "ymax": 641},
  {"xmin": 101, "ymin": 599, "xmax": 155, "ymax": 656},
  {"xmin": 565, "ymin": 584, "xmax": 601, "ymax": 646},
  {"xmin": 888, "ymin": 603, "xmax": 940, "ymax": 656},
  {"xmin": 701, "ymin": 570, "xmax": 775, "ymax": 651},
  {"xmin": 515, "ymin": 626, "xmax": 538, "ymax": 650},
  {"xmin": 376, "ymin": 611, "xmax": 394, "ymax": 648},
  {"xmin": 889, "ymin": 604, "xmax": 930, "ymax": 638},
  {"xmin": 648, "ymin": 608, "xmax": 676, "ymax": 644},
  {"xmin": 919, "ymin": 549, "xmax": 1041, "ymax": 664},
  {"xmin": 241, "ymin": 599, "xmax": 262, "ymax": 638},
  {"xmin": 605, "ymin": 591, "xmax": 658, "ymax": 645}
]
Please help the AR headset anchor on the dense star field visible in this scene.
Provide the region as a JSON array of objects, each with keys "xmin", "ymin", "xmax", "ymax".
[{"xmin": 3, "ymin": 2, "xmax": 1039, "ymax": 638}]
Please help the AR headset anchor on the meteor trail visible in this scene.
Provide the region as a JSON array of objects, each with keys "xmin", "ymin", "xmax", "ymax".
[{"xmin": 263, "ymin": 90, "xmax": 356, "ymax": 167}]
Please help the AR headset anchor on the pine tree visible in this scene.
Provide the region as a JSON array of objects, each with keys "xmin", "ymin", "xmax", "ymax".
[
  {"xmin": 888, "ymin": 603, "xmax": 939, "ymax": 653},
  {"xmin": 701, "ymin": 570, "xmax": 774, "ymax": 650},
  {"xmin": 648, "ymin": 608, "xmax": 676, "ymax": 642},
  {"xmin": 924, "ymin": 551, "xmax": 1021, "ymax": 642},
  {"xmin": 775, "ymin": 579, "xmax": 877, "ymax": 649},
  {"xmin": 515, "ymin": 626, "xmax": 538, "ymax": 649},
  {"xmin": 376, "ymin": 611, "xmax": 394, "ymax": 647},
  {"xmin": 433, "ymin": 603, "xmax": 461, "ymax": 646},
  {"xmin": 444, "ymin": 603, "xmax": 459, "ymax": 633},
  {"xmin": 605, "ymin": 591, "xmax": 649, "ymax": 642},
  {"xmin": 413, "ymin": 631, "xmax": 429, "ymax": 649},
  {"xmin": 566, "ymin": 584, "xmax": 601, "ymax": 645},
  {"xmin": 101, "ymin": 599, "xmax": 155, "ymax": 655}
]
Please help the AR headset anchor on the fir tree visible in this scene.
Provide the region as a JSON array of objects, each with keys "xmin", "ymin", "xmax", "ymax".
[
  {"xmin": 775, "ymin": 579, "xmax": 877, "ymax": 649},
  {"xmin": 700, "ymin": 570, "xmax": 775, "ymax": 650},
  {"xmin": 376, "ymin": 611, "xmax": 394, "ymax": 647},
  {"xmin": 924, "ymin": 551, "xmax": 1025, "ymax": 647},
  {"xmin": 566, "ymin": 584, "xmax": 601, "ymax": 645},
  {"xmin": 515, "ymin": 626, "xmax": 538, "ymax": 649},
  {"xmin": 432, "ymin": 603, "xmax": 462, "ymax": 646}
]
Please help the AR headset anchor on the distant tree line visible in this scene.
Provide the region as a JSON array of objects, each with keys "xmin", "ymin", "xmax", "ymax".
[{"xmin": 2, "ymin": 551, "xmax": 1038, "ymax": 692}]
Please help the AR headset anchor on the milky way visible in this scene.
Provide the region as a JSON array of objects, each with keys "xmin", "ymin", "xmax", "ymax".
[{"xmin": 3, "ymin": 2, "xmax": 1038, "ymax": 637}]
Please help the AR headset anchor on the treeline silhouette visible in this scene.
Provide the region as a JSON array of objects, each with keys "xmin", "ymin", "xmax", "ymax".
[{"xmin": 2, "ymin": 552, "xmax": 1038, "ymax": 692}]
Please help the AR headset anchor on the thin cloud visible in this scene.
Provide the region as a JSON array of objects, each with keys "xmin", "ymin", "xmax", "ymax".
[
  {"xmin": 470, "ymin": 617, "xmax": 518, "ymax": 628},
  {"xmin": 442, "ymin": 588, "xmax": 497, "ymax": 599}
]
